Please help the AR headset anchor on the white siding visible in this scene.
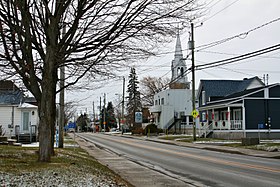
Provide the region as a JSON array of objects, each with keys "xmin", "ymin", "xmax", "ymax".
[
  {"xmin": 247, "ymin": 79, "xmax": 264, "ymax": 90},
  {"xmin": 0, "ymin": 106, "xmax": 14, "ymax": 137},
  {"xmin": 0, "ymin": 104, "xmax": 38, "ymax": 137},
  {"xmin": 151, "ymin": 89, "xmax": 193, "ymax": 129}
]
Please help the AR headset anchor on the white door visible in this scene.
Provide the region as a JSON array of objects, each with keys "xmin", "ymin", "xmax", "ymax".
[{"xmin": 22, "ymin": 111, "xmax": 30, "ymax": 133}]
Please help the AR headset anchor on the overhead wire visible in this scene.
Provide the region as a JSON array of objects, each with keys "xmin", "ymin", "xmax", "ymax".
[
  {"xmin": 202, "ymin": 0, "xmax": 240, "ymax": 23},
  {"xmin": 196, "ymin": 17, "xmax": 280, "ymax": 51},
  {"xmin": 196, "ymin": 43, "xmax": 280, "ymax": 70}
]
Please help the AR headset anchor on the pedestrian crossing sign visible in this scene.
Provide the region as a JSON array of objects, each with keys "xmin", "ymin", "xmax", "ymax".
[{"xmin": 192, "ymin": 110, "xmax": 199, "ymax": 118}]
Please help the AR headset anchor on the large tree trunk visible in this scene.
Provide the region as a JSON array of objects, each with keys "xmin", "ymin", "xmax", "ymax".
[
  {"xmin": 38, "ymin": 50, "xmax": 58, "ymax": 162},
  {"xmin": 38, "ymin": 81, "xmax": 57, "ymax": 162}
]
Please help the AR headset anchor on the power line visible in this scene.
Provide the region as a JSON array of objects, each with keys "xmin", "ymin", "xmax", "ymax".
[
  {"xmin": 196, "ymin": 17, "xmax": 280, "ymax": 51},
  {"xmin": 197, "ymin": 50, "xmax": 280, "ymax": 59},
  {"xmin": 196, "ymin": 43, "xmax": 280, "ymax": 70},
  {"xmin": 216, "ymin": 67, "xmax": 256, "ymax": 77},
  {"xmin": 202, "ymin": 0, "xmax": 240, "ymax": 23}
]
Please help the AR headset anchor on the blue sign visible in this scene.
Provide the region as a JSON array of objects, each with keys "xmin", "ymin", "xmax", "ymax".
[
  {"xmin": 68, "ymin": 122, "xmax": 76, "ymax": 129},
  {"xmin": 258, "ymin": 124, "xmax": 265, "ymax": 129},
  {"xmin": 135, "ymin": 112, "xmax": 143, "ymax": 123}
]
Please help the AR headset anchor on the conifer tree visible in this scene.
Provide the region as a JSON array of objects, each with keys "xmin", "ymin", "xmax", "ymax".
[{"xmin": 126, "ymin": 68, "xmax": 142, "ymax": 127}]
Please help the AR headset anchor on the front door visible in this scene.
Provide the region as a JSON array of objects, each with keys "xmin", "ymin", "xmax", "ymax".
[{"xmin": 22, "ymin": 111, "xmax": 30, "ymax": 133}]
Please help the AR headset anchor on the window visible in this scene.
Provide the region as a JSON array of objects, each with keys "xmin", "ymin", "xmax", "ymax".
[
  {"xmin": 202, "ymin": 91, "xmax": 206, "ymax": 105},
  {"xmin": 155, "ymin": 100, "xmax": 158, "ymax": 105},
  {"xmin": 180, "ymin": 67, "xmax": 184, "ymax": 77},
  {"xmin": 161, "ymin": 98, "xmax": 164, "ymax": 105}
]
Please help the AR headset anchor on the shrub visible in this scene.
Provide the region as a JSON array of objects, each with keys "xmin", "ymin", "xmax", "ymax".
[
  {"xmin": 131, "ymin": 127, "xmax": 144, "ymax": 135},
  {"xmin": 144, "ymin": 124, "xmax": 158, "ymax": 135}
]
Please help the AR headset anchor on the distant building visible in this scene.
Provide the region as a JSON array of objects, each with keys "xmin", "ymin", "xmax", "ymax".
[{"xmin": 150, "ymin": 32, "xmax": 194, "ymax": 133}]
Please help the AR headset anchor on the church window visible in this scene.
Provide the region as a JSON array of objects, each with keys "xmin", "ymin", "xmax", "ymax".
[{"xmin": 180, "ymin": 67, "xmax": 184, "ymax": 77}]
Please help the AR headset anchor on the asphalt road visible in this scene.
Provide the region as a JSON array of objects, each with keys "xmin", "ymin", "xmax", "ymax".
[{"xmin": 78, "ymin": 133, "xmax": 280, "ymax": 187}]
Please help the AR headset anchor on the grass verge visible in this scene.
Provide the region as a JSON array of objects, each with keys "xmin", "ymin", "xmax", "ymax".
[{"xmin": 0, "ymin": 141, "xmax": 131, "ymax": 186}]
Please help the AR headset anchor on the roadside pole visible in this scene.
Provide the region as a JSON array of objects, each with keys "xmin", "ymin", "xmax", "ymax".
[
  {"xmin": 59, "ymin": 24, "xmax": 66, "ymax": 148},
  {"xmin": 190, "ymin": 22, "xmax": 196, "ymax": 141}
]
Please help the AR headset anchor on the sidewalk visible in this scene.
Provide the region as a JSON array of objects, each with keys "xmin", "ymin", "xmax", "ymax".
[{"xmin": 114, "ymin": 134, "xmax": 280, "ymax": 159}]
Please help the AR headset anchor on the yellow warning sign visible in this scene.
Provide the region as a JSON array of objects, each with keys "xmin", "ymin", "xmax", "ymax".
[{"xmin": 191, "ymin": 110, "xmax": 199, "ymax": 118}]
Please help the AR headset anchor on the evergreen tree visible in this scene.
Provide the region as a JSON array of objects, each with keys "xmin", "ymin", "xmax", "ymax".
[
  {"xmin": 106, "ymin": 102, "xmax": 117, "ymax": 129},
  {"xmin": 100, "ymin": 102, "xmax": 117, "ymax": 131},
  {"xmin": 76, "ymin": 113, "xmax": 90, "ymax": 132},
  {"xmin": 126, "ymin": 68, "xmax": 142, "ymax": 127}
]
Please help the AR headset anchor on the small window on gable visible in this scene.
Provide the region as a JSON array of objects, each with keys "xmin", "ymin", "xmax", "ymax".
[{"xmin": 202, "ymin": 91, "xmax": 206, "ymax": 105}]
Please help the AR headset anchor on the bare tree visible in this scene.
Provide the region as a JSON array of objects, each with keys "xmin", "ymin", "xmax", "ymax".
[
  {"xmin": 0, "ymin": 0, "xmax": 200, "ymax": 162},
  {"xmin": 140, "ymin": 76, "xmax": 170, "ymax": 106},
  {"xmin": 65, "ymin": 101, "xmax": 77, "ymax": 123}
]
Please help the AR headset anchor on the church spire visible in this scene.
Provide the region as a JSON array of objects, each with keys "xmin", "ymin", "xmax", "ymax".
[
  {"xmin": 174, "ymin": 31, "xmax": 183, "ymax": 59},
  {"xmin": 170, "ymin": 31, "xmax": 190, "ymax": 89}
]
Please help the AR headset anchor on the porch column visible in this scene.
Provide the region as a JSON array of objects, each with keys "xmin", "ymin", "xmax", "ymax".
[
  {"xmin": 242, "ymin": 99, "xmax": 246, "ymax": 138},
  {"xmin": 227, "ymin": 107, "xmax": 231, "ymax": 130},
  {"xmin": 212, "ymin": 109, "xmax": 214, "ymax": 124}
]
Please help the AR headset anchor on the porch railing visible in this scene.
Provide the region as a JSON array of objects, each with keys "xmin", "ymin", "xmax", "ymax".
[
  {"xmin": 202, "ymin": 122, "xmax": 213, "ymax": 138},
  {"xmin": 209, "ymin": 120, "xmax": 242, "ymax": 130},
  {"xmin": 230, "ymin": 120, "xmax": 242, "ymax": 130}
]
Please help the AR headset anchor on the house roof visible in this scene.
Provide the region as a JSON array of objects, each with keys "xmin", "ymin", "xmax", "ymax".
[
  {"xmin": 197, "ymin": 76, "xmax": 264, "ymax": 101},
  {"xmin": 0, "ymin": 90, "xmax": 23, "ymax": 105},
  {"xmin": 0, "ymin": 80, "xmax": 37, "ymax": 105},
  {"xmin": 18, "ymin": 103, "xmax": 37, "ymax": 109}
]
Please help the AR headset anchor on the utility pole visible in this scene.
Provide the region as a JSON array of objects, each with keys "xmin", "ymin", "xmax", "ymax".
[
  {"xmin": 59, "ymin": 24, "xmax": 66, "ymax": 148},
  {"xmin": 190, "ymin": 22, "xmax": 196, "ymax": 141},
  {"xmin": 103, "ymin": 93, "xmax": 106, "ymax": 131},
  {"xmin": 99, "ymin": 97, "xmax": 101, "ymax": 132},
  {"xmin": 92, "ymin": 101, "xmax": 95, "ymax": 128},
  {"xmin": 121, "ymin": 77, "xmax": 125, "ymax": 130}
]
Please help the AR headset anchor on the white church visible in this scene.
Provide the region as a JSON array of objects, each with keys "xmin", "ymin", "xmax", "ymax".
[{"xmin": 150, "ymin": 33, "xmax": 194, "ymax": 133}]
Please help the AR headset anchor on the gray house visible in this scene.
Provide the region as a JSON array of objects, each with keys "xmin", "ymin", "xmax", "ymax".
[{"xmin": 197, "ymin": 77, "xmax": 280, "ymax": 139}]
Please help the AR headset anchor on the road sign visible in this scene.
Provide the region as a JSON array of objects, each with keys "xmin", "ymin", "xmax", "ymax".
[
  {"xmin": 135, "ymin": 112, "xmax": 143, "ymax": 123},
  {"xmin": 192, "ymin": 110, "xmax": 199, "ymax": 118}
]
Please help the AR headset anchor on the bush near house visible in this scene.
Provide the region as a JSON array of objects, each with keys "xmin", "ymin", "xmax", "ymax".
[
  {"xmin": 131, "ymin": 127, "xmax": 144, "ymax": 135},
  {"xmin": 145, "ymin": 124, "xmax": 159, "ymax": 135}
]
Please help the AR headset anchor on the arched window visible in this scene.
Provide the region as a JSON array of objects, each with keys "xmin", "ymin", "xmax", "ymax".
[
  {"xmin": 177, "ymin": 67, "xmax": 181, "ymax": 77},
  {"xmin": 180, "ymin": 67, "xmax": 184, "ymax": 77}
]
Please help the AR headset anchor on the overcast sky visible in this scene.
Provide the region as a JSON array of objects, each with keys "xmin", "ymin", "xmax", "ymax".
[{"xmin": 67, "ymin": 0, "xmax": 280, "ymax": 115}]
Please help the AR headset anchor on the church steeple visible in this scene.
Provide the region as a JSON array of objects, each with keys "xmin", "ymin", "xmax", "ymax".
[
  {"xmin": 170, "ymin": 31, "xmax": 190, "ymax": 89},
  {"xmin": 174, "ymin": 31, "xmax": 183, "ymax": 59}
]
